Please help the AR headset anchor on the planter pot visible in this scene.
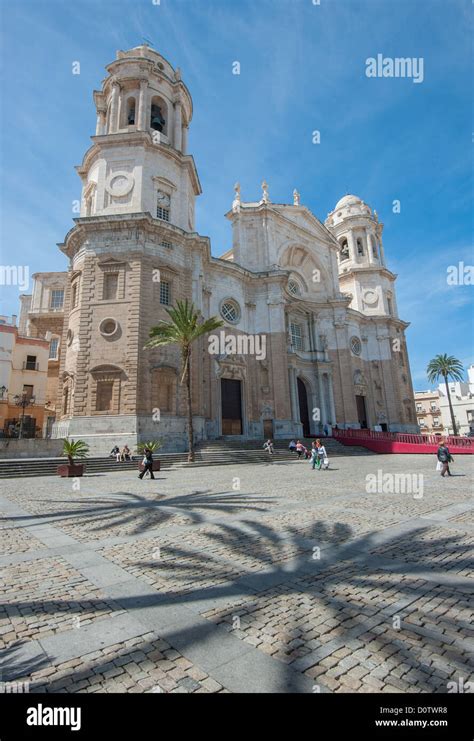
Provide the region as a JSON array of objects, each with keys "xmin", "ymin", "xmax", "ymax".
[
  {"xmin": 138, "ymin": 461, "xmax": 161, "ymax": 472},
  {"xmin": 57, "ymin": 464, "xmax": 85, "ymax": 478}
]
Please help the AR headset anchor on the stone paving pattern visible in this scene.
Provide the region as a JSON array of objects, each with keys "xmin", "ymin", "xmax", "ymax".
[{"xmin": 0, "ymin": 453, "xmax": 473, "ymax": 693}]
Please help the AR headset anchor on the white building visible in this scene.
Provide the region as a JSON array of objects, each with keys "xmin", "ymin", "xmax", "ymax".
[{"xmin": 437, "ymin": 365, "xmax": 474, "ymax": 436}]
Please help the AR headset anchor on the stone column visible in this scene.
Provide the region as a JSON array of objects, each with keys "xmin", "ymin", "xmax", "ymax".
[
  {"xmin": 328, "ymin": 374, "xmax": 337, "ymax": 424},
  {"xmin": 378, "ymin": 234, "xmax": 387, "ymax": 267},
  {"xmin": 174, "ymin": 101, "xmax": 182, "ymax": 151},
  {"xmin": 95, "ymin": 112, "xmax": 102, "ymax": 136},
  {"xmin": 100, "ymin": 111, "xmax": 106, "ymax": 135},
  {"xmin": 182, "ymin": 125, "xmax": 189, "ymax": 154},
  {"xmin": 317, "ymin": 371, "xmax": 327, "ymax": 424},
  {"xmin": 109, "ymin": 82, "xmax": 120, "ymax": 133},
  {"xmin": 289, "ymin": 367, "xmax": 298, "ymax": 422},
  {"xmin": 347, "ymin": 231, "xmax": 357, "ymax": 263},
  {"xmin": 137, "ymin": 81, "xmax": 148, "ymax": 131},
  {"xmin": 366, "ymin": 231, "xmax": 374, "ymax": 264}
]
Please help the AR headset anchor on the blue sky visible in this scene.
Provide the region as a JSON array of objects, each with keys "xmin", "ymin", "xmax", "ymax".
[{"xmin": 0, "ymin": 0, "xmax": 472, "ymax": 390}]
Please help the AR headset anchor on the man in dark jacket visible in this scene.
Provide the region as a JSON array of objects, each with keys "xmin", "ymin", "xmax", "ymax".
[
  {"xmin": 437, "ymin": 442, "xmax": 452, "ymax": 477},
  {"xmin": 138, "ymin": 447, "xmax": 155, "ymax": 480}
]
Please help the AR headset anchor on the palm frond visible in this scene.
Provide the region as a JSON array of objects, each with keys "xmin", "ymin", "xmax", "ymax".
[{"xmin": 426, "ymin": 354, "xmax": 464, "ymax": 383}]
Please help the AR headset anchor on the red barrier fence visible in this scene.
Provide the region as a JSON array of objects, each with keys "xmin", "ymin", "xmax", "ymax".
[{"xmin": 333, "ymin": 428, "xmax": 473, "ymax": 455}]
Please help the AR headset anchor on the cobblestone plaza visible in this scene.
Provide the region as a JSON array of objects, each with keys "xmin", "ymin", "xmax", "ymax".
[{"xmin": 1, "ymin": 454, "xmax": 473, "ymax": 694}]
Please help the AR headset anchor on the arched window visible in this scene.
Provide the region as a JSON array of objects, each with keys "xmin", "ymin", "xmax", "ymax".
[
  {"xmin": 357, "ymin": 238, "xmax": 364, "ymax": 255},
  {"xmin": 340, "ymin": 238, "xmax": 349, "ymax": 261},
  {"xmin": 150, "ymin": 96, "xmax": 168, "ymax": 135},
  {"xmin": 126, "ymin": 97, "xmax": 136, "ymax": 126}
]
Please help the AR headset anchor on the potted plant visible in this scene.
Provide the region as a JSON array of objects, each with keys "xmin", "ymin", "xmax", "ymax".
[
  {"xmin": 136, "ymin": 440, "xmax": 162, "ymax": 473},
  {"xmin": 58, "ymin": 438, "xmax": 89, "ymax": 477}
]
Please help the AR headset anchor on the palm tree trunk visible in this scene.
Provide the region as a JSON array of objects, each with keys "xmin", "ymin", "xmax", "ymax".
[
  {"xmin": 444, "ymin": 374, "xmax": 458, "ymax": 437},
  {"xmin": 185, "ymin": 347, "xmax": 195, "ymax": 462}
]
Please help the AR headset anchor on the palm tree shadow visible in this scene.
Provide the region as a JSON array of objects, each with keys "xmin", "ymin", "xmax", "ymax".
[
  {"xmin": 3, "ymin": 517, "xmax": 473, "ymax": 693},
  {"xmin": 1, "ymin": 489, "xmax": 276, "ymax": 538}
]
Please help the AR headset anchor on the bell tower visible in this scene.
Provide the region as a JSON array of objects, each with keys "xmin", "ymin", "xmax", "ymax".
[
  {"xmin": 55, "ymin": 46, "xmax": 204, "ymax": 454},
  {"xmin": 76, "ymin": 45, "xmax": 201, "ymax": 232},
  {"xmin": 325, "ymin": 195, "xmax": 397, "ymax": 318}
]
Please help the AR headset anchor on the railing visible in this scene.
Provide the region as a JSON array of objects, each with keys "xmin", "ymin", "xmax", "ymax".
[
  {"xmin": 334, "ymin": 428, "xmax": 472, "ymax": 449},
  {"xmin": 28, "ymin": 307, "xmax": 64, "ymax": 314}
]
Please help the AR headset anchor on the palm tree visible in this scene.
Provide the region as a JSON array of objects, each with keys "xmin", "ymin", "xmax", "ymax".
[
  {"xmin": 426, "ymin": 354, "xmax": 464, "ymax": 436},
  {"xmin": 145, "ymin": 299, "xmax": 224, "ymax": 462},
  {"xmin": 62, "ymin": 438, "xmax": 89, "ymax": 466}
]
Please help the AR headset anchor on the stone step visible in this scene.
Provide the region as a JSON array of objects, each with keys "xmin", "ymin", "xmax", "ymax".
[{"xmin": 0, "ymin": 440, "xmax": 373, "ymax": 478}]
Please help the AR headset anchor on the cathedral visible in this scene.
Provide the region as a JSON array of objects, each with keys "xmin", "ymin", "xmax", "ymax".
[{"xmin": 41, "ymin": 45, "xmax": 417, "ymax": 453}]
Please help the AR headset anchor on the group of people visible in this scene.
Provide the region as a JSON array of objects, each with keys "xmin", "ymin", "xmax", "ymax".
[
  {"xmin": 263, "ymin": 438, "xmax": 330, "ymax": 470},
  {"xmin": 110, "ymin": 444, "xmax": 131, "ymax": 462},
  {"xmin": 288, "ymin": 439, "xmax": 329, "ymax": 469},
  {"xmin": 109, "ymin": 444, "xmax": 156, "ymax": 479}
]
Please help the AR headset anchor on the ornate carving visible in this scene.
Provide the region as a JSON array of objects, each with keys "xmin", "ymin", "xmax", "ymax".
[{"xmin": 353, "ymin": 370, "xmax": 367, "ymax": 386}]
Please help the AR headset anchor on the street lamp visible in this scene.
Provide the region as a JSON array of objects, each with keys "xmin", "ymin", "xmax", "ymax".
[{"xmin": 13, "ymin": 393, "xmax": 35, "ymax": 439}]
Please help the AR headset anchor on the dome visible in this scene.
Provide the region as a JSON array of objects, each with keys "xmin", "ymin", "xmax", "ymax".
[{"xmin": 335, "ymin": 194, "xmax": 362, "ymax": 209}]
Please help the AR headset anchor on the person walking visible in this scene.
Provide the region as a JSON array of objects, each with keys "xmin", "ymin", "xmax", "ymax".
[
  {"xmin": 313, "ymin": 439, "xmax": 329, "ymax": 470},
  {"xmin": 310, "ymin": 441, "xmax": 320, "ymax": 470},
  {"xmin": 437, "ymin": 440, "xmax": 453, "ymax": 477},
  {"xmin": 138, "ymin": 447, "xmax": 155, "ymax": 480}
]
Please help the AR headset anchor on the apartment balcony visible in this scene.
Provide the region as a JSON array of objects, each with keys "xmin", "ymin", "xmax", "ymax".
[
  {"xmin": 22, "ymin": 361, "xmax": 40, "ymax": 371},
  {"xmin": 416, "ymin": 409, "xmax": 427, "ymax": 416}
]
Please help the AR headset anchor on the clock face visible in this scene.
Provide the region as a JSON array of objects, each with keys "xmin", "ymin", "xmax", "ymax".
[{"xmin": 157, "ymin": 191, "xmax": 170, "ymax": 208}]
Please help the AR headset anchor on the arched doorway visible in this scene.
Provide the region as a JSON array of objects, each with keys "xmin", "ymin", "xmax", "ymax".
[{"xmin": 297, "ymin": 378, "xmax": 310, "ymax": 437}]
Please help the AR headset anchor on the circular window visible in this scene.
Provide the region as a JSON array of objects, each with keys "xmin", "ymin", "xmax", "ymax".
[
  {"xmin": 350, "ymin": 336, "xmax": 362, "ymax": 356},
  {"xmin": 287, "ymin": 279, "xmax": 302, "ymax": 297},
  {"xmin": 220, "ymin": 300, "xmax": 240, "ymax": 324},
  {"xmin": 99, "ymin": 318, "xmax": 119, "ymax": 337},
  {"xmin": 66, "ymin": 329, "xmax": 74, "ymax": 347}
]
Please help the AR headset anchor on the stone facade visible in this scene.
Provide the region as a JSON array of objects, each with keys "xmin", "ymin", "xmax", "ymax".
[{"xmin": 38, "ymin": 45, "xmax": 417, "ymax": 454}]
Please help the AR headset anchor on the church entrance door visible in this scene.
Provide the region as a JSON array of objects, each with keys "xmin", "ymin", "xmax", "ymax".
[
  {"xmin": 221, "ymin": 379, "xmax": 243, "ymax": 435},
  {"xmin": 297, "ymin": 378, "xmax": 311, "ymax": 437},
  {"xmin": 356, "ymin": 395, "xmax": 368, "ymax": 429},
  {"xmin": 263, "ymin": 419, "xmax": 273, "ymax": 438}
]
